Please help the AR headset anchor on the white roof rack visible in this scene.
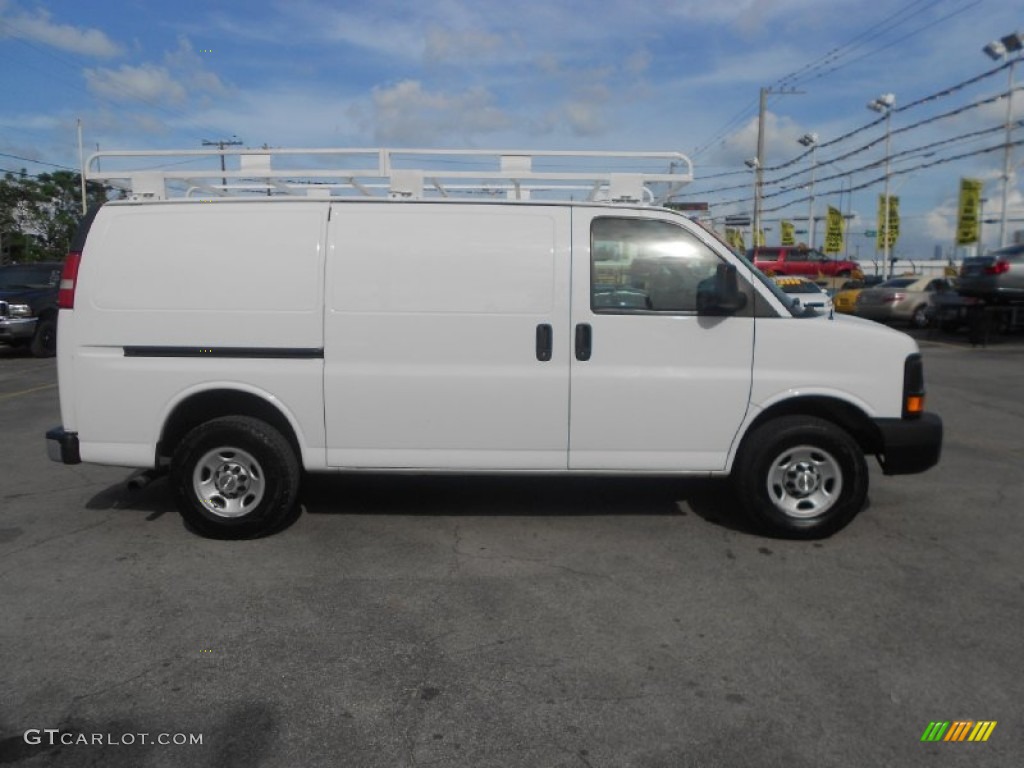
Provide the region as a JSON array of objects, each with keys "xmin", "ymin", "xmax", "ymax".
[{"xmin": 85, "ymin": 147, "xmax": 693, "ymax": 205}]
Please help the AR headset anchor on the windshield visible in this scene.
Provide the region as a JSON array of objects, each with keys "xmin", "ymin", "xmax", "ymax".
[
  {"xmin": 730, "ymin": 249, "xmax": 817, "ymax": 317},
  {"xmin": 0, "ymin": 265, "xmax": 61, "ymax": 290},
  {"xmin": 679, "ymin": 219, "xmax": 816, "ymax": 317}
]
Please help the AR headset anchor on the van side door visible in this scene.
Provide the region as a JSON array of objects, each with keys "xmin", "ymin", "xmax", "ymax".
[
  {"xmin": 324, "ymin": 203, "xmax": 572, "ymax": 469},
  {"xmin": 568, "ymin": 211, "xmax": 754, "ymax": 471}
]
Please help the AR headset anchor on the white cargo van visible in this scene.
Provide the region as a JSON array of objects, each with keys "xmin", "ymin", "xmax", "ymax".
[{"xmin": 46, "ymin": 148, "xmax": 941, "ymax": 539}]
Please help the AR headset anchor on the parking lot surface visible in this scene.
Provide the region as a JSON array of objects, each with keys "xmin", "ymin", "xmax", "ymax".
[{"xmin": 0, "ymin": 337, "xmax": 1021, "ymax": 767}]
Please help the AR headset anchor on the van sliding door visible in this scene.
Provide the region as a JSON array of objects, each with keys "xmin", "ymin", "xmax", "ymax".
[{"xmin": 324, "ymin": 204, "xmax": 572, "ymax": 469}]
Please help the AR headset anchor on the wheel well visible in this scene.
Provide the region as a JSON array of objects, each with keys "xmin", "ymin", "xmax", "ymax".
[
  {"xmin": 742, "ymin": 396, "xmax": 882, "ymax": 456},
  {"xmin": 158, "ymin": 389, "xmax": 301, "ymax": 463}
]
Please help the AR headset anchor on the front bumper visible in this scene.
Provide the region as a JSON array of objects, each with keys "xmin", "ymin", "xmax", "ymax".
[
  {"xmin": 873, "ymin": 412, "xmax": 942, "ymax": 475},
  {"xmin": 0, "ymin": 316, "xmax": 38, "ymax": 343},
  {"xmin": 46, "ymin": 426, "xmax": 81, "ymax": 464}
]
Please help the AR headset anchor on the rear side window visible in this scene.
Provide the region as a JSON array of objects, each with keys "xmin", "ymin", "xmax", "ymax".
[
  {"xmin": 0, "ymin": 266, "xmax": 60, "ymax": 289},
  {"xmin": 591, "ymin": 218, "xmax": 722, "ymax": 313}
]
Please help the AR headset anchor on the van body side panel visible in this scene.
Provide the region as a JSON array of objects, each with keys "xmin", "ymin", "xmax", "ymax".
[
  {"xmin": 72, "ymin": 202, "xmax": 328, "ymax": 466},
  {"xmin": 748, "ymin": 313, "xmax": 916, "ymax": 419},
  {"xmin": 568, "ymin": 209, "xmax": 755, "ymax": 471},
  {"xmin": 325, "ymin": 204, "xmax": 571, "ymax": 469}
]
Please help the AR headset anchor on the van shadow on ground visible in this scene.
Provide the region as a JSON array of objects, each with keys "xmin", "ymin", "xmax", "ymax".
[{"xmin": 85, "ymin": 472, "xmax": 757, "ymax": 537}]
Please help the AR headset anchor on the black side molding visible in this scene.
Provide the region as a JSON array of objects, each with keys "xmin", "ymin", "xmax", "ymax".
[{"xmin": 123, "ymin": 347, "xmax": 324, "ymax": 359}]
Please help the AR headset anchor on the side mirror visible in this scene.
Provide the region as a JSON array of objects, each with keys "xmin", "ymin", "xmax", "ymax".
[{"xmin": 697, "ymin": 263, "xmax": 748, "ymax": 315}]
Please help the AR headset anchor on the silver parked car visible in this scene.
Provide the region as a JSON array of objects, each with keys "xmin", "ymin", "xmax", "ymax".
[
  {"xmin": 957, "ymin": 245, "xmax": 1024, "ymax": 303},
  {"xmin": 854, "ymin": 275, "xmax": 956, "ymax": 328}
]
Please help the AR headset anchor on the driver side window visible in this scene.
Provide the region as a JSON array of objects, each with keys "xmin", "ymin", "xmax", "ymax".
[{"xmin": 591, "ymin": 217, "xmax": 723, "ymax": 313}]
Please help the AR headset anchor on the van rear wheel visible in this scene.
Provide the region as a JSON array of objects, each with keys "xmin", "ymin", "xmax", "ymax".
[
  {"xmin": 170, "ymin": 416, "xmax": 300, "ymax": 539},
  {"xmin": 734, "ymin": 416, "xmax": 868, "ymax": 539}
]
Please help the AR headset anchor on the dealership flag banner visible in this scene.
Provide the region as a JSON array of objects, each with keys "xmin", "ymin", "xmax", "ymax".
[
  {"xmin": 876, "ymin": 194, "xmax": 900, "ymax": 249},
  {"xmin": 956, "ymin": 178, "xmax": 982, "ymax": 246},
  {"xmin": 780, "ymin": 220, "xmax": 795, "ymax": 246},
  {"xmin": 824, "ymin": 206, "xmax": 845, "ymax": 254},
  {"xmin": 725, "ymin": 228, "xmax": 745, "ymax": 251}
]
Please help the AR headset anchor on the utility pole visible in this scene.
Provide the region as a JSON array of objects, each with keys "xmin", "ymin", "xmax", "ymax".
[
  {"xmin": 202, "ymin": 136, "xmax": 243, "ymax": 189},
  {"xmin": 753, "ymin": 87, "xmax": 803, "ymax": 244}
]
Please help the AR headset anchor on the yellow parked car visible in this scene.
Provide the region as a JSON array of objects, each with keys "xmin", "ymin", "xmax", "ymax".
[{"xmin": 833, "ymin": 276, "xmax": 884, "ymax": 314}]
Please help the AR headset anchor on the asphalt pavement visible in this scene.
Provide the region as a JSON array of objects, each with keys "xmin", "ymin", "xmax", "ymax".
[{"xmin": 0, "ymin": 336, "xmax": 1021, "ymax": 767}]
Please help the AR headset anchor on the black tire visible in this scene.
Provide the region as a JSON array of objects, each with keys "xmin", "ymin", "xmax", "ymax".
[
  {"xmin": 29, "ymin": 316, "xmax": 57, "ymax": 358},
  {"xmin": 909, "ymin": 305, "xmax": 929, "ymax": 329},
  {"xmin": 733, "ymin": 415, "xmax": 868, "ymax": 539},
  {"xmin": 170, "ymin": 416, "xmax": 300, "ymax": 539}
]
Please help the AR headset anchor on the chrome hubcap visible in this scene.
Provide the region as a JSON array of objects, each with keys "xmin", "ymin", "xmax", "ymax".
[
  {"xmin": 767, "ymin": 445, "xmax": 842, "ymax": 519},
  {"xmin": 193, "ymin": 446, "xmax": 265, "ymax": 518}
]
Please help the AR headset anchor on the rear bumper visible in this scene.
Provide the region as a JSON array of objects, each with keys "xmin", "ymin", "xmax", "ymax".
[
  {"xmin": 46, "ymin": 426, "xmax": 81, "ymax": 464},
  {"xmin": 873, "ymin": 413, "xmax": 942, "ymax": 475}
]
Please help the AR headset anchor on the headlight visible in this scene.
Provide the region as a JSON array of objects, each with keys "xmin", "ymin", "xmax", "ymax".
[{"xmin": 8, "ymin": 304, "xmax": 33, "ymax": 318}]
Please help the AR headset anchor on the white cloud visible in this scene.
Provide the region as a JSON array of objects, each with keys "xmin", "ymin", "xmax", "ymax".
[
  {"xmin": 0, "ymin": 3, "xmax": 119, "ymax": 57},
  {"xmin": 355, "ymin": 80, "xmax": 511, "ymax": 145},
  {"xmin": 84, "ymin": 64, "xmax": 188, "ymax": 106},
  {"xmin": 561, "ymin": 101, "xmax": 607, "ymax": 137},
  {"xmin": 82, "ymin": 37, "xmax": 227, "ymax": 112},
  {"xmin": 424, "ymin": 26, "xmax": 504, "ymax": 63},
  {"xmin": 163, "ymin": 36, "xmax": 228, "ymax": 96}
]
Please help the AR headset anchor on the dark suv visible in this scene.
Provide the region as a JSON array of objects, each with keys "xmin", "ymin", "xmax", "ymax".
[
  {"xmin": 957, "ymin": 245, "xmax": 1024, "ymax": 304},
  {"xmin": 0, "ymin": 262, "xmax": 63, "ymax": 357}
]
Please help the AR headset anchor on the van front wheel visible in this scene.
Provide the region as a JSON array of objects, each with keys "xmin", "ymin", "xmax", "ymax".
[
  {"xmin": 170, "ymin": 416, "xmax": 300, "ymax": 539},
  {"xmin": 734, "ymin": 416, "xmax": 867, "ymax": 538}
]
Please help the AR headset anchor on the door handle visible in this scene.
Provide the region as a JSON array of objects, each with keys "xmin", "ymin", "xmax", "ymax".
[
  {"xmin": 536, "ymin": 323, "xmax": 552, "ymax": 361},
  {"xmin": 575, "ymin": 323, "xmax": 592, "ymax": 361}
]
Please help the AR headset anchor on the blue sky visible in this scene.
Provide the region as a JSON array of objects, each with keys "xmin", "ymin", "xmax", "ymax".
[{"xmin": 1, "ymin": 0, "xmax": 1021, "ymax": 262}]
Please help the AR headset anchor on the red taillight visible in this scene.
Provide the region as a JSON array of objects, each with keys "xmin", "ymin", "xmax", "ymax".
[
  {"xmin": 984, "ymin": 259, "xmax": 1010, "ymax": 275},
  {"xmin": 59, "ymin": 251, "xmax": 81, "ymax": 309},
  {"xmin": 883, "ymin": 292, "xmax": 904, "ymax": 303}
]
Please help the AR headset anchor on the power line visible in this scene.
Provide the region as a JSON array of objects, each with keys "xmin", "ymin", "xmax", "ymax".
[
  {"xmin": 794, "ymin": 0, "xmax": 982, "ymax": 86},
  {"xmin": 761, "ymin": 138, "xmax": 1024, "ymax": 213},
  {"xmin": 776, "ymin": 0, "xmax": 939, "ymax": 87},
  {"xmin": 690, "ymin": 0, "xmax": 976, "ymax": 160},
  {"xmin": 687, "ymin": 70, "xmax": 1021, "ymax": 201},
  {"xmin": 0, "ymin": 152, "xmax": 77, "ymax": 171}
]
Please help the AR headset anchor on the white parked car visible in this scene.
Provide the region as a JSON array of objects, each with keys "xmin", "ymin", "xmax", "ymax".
[
  {"xmin": 46, "ymin": 148, "xmax": 942, "ymax": 541},
  {"xmin": 772, "ymin": 276, "xmax": 834, "ymax": 313}
]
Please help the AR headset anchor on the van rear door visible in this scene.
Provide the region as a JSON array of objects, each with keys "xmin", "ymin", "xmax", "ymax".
[
  {"xmin": 324, "ymin": 203, "xmax": 571, "ymax": 469},
  {"xmin": 568, "ymin": 210, "xmax": 754, "ymax": 471}
]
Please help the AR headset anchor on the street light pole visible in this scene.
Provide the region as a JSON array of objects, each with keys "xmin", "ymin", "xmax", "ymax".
[
  {"xmin": 868, "ymin": 94, "xmax": 896, "ymax": 279},
  {"xmin": 798, "ymin": 133, "xmax": 818, "ymax": 248},
  {"xmin": 983, "ymin": 32, "xmax": 1022, "ymax": 249}
]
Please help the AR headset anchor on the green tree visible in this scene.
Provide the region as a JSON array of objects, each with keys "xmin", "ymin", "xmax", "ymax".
[{"xmin": 0, "ymin": 170, "xmax": 108, "ymax": 263}]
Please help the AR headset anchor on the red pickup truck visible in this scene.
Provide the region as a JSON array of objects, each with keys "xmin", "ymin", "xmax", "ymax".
[{"xmin": 749, "ymin": 247, "xmax": 861, "ymax": 278}]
